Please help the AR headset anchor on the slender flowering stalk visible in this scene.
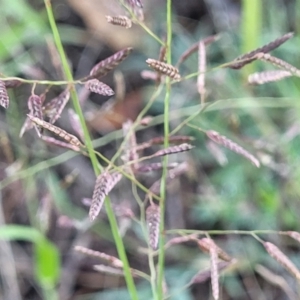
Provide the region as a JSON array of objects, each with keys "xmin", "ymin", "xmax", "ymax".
[
  {"xmin": 206, "ymin": 130, "xmax": 260, "ymax": 167},
  {"xmin": 146, "ymin": 203, "xmax": 160, "ymax": 250},
  {"xmin": 27, "ymin": 115, "xmax": 83, "ymax": 147},
  {"xmin": 146, "ymin": 59, "xmax": 181, "ymax": 81},
  {"xmin": 85, "ymin": 47, "xmax": 133, "ymax": 81},
  {"xmin": 85, "ymin": 79, "xmax": 114, "ymax": 96},
  {"xmin": 106, "ymin": 15, "xmax": 132, "ymax": 29},
  {"xmin": 228, "ymin": 32, "xmax": 294, "ymax": 69},
  {"xmin": 89, "ymin": 171, "xmax": 122, "ymax": 221},
  {"xmin": 248, "ymin": 70, "xmax": 292, "ymax": 85},
  {"xmin": 0, "ymin": 80, "xmax": 9, "ymax": 109}
]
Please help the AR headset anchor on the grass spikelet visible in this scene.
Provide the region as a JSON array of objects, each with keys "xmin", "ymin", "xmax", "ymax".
[
  {"xmin": 85, "ymin": 79, "xmax": 114, "ymax": 96},
  {"xmin": 89, "ymin": 171, "xmax": 122, "ymax": 221},
  {"xmin": 197, "ymin": 41, "xmax": 206, "ymax": 99},
  {"xmin": 263, "ymin": 241, "xmax": 300, "ymax": 280},
  {"xmin": 88, "ymin": 47, "xmax": 133, "ymax": 80},
  {"xmin": 258, "ymin": 53, "xmax": 300, "ymax": 76},
  {"xmin": 206, "ymin": 130, "xmax": 260, "ymax": 167},
  {"xmin": 177, "ymin": 34, "xmax": 219, "ymax": 67},
  {"xmin": 146, "ymin": 203, "xmax": 160, "ymax": 250},
  {"xmin": 209, "ymin": 240, "xmax": 219, "ymax": 300},
  {"xmin": 74, "ymin": 245, "xmax": 123, "ymax": 268},
  {"xmin": 4, "ymin": 79, "xmax": 23, "ymax": 89},
  {"xmin": 27, "ymin": 115, "xmax": 83, "ymax": 147},
  {"xmin": 43, "ymin": 88, "xmax": 70, "ymax": 124},
  {"xmin": 248, "ymin": 70, "xmax": 292, "ymax": 85},
  {"xmin": 0, "ymin": 80, "xmax": 9, "ymax": 108},
  {"xmin": 146, "ymin": 58, "xmax": 181, "ymax": 81},
  {"xmin": 106, "ymin": 15, "xmax": 132, "ymax": 29},
  {"xmin": 135, "ymin": 162, "xmax": 178, "ymax": 173},
  {"xmin": 41, "ymin": 136, "xmax": 81, "ymax": 152},
  {"xmin": 198, "ymin": 238, "xmax": 233, "ymax": 262},
  {"xmin": 153, "ymin": 143, "xmax": 194, "ymax": 158},
  {"xmin": 228, "ymin": 32, "xmax": 294, "ymax": 69}
]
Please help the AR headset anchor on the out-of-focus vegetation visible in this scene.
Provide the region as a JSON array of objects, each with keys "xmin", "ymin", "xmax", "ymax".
[{"xmin": 1, "ymin": 0, "xmax": 300, "ymax": 299}]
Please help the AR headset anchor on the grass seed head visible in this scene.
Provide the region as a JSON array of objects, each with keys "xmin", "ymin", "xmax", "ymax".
[
  {"xmin": 229, "ymin": 32, "xmax": 294, "ymax": 69},
  {"xmin": 248, "ymin": 70, "xmax": 292, "ymax": 85},
  {"xmin": 106, "ymin": 15, "xmax": 132, "ymax": 29},
  {"xmin": 27, "ymin": 115, "xmax": 82, "ymax": 147},
  {"xmin": 0, "ymin": 80, "xmax": 9, "ymax": 109},
  {"xmin": 153, "ymin": 143, "xmax": 194, "ymax": 158},
  {"xmin": 146, "ymin": 58, "xmax": 181, "ymax": 81},
  {"xmin": 146, "ymin": 203, "xmax": 160, "ymax": 250},
  {"xmin": 263, "ymin": 241, "xmax": 300, "ymax": 280},
  {"xmin": 85, "ymin": 79, "xmax": 114, "ymax": 96},
  {"xmin": 89, "ymin": 171, "xmax": 122, "ymax": 221},
  {"xmin": 89, "ymin": 47, "xmax": 133, "ymax": 80},
  {"xmin": 206, "ymin": 130, "xmax": 260, "ymax": 167}
]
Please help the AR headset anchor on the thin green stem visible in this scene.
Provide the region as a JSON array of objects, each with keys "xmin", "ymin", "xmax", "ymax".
[
  {"xmin": 43, "ymin": 1, "xmax": 138, "ymax": 299},
  {"xmin": 157, "ymin": 0, "xmax": 172, "ymax": 299}
]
